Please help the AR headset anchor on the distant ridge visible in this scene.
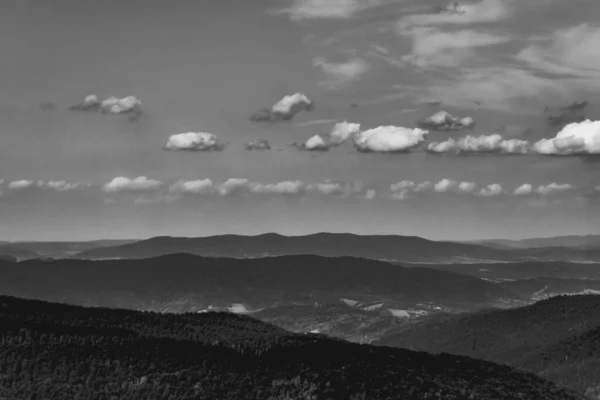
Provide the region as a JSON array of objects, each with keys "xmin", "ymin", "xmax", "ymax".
[
  {"xmin": 73, "ymin": 232, "xmax": 600, "ymax": 263},
  {"xmin": 461, "ymin": 234, "xmax": 600, "ymax": 250}
]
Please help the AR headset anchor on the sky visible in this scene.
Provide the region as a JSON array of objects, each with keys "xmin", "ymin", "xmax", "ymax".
[{"xmin": 0, "ymin": 0, "xmax": 599, "ymax": 241}]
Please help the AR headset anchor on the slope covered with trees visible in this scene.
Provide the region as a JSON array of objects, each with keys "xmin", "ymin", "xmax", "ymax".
[
  {"xmin": 0, "ymin": 295, "xmax": 580, "ymax": 400},
  {"xmin": 377, "ymin": 295, "xmax": 600, "ymax": 395}
]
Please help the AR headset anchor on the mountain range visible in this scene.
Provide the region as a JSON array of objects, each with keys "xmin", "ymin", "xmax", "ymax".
[
  {"xmin": 3, "ymin": 233, "xmax": 600, "ymax": 263},
  {"xmin": 0, "ymin": 294, "xmax": 581, "ymax": 400}
]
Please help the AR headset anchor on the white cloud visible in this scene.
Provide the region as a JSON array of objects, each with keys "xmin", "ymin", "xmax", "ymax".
[
  {"xmin": 478, "ymin": 183, "xmax": 502, "ymax": 197},
  {"xmin": 364, "ymin": 189, "xmax": 377, "ymax": 200},
  {"xmin": 295, "ymin": 121, "xmax": 361, "ymax": 151},
  {"xmin": 307, "ymin": 180, "xmax": 365, "ymax": 197},
  {"xmin": 513, "ymin": 184, "xmax": 533, "ymax": 196},
  {"xmin": 8, "ymin": 180, "xmax": 35, "ymax": 190},
  {"xmin": 532, "ymin": 119, "xmax": 600, "ymax": 155},
  {"xmin": 169, "ymin": 179, "xmax": 214, "ymax": 195},
  {"xmin": 251, "ymin": 93, "xmax": 314, "ymax": 122},
  {"xmin": 103, "ymin": 177, "xmax": 162, "ymax": 193},
  {"xmin": 249, "ymin": 181, "xmax": 306, "ymax": 195},
  {"xmin": 217, "ymin": 178, "xmax": 250, "ymax": 196},
  {"xmin": 313, "ymin": 57, "xmax": 370, "ymax": 88},
  {"xmin": 400, "ymin": 28, "xmax": 509, "ymax": 68},
  {"xmin": 70, "ymin": 95, "xmax": 142, "ymax": 116},
  {"xmin": 277, "ymin": 0, "xmax": 385, "ymax": 20},
  {"xmin": 100, "ymin": 96, "xmax": 142, "ymax": 115},
  {"xmin": 427, "ymin": 134, "xmax": 530, "ymax": 155},
  {"xmin": 516, "ymin": 24, "xmax": 600, "ymax": 83},
  {"xmin": 354, "ymin": 126, "xmax": 428, "ymax": 153},
  {"xmin": 38, "ymin": 181, "xmax": 82, "ymax": 191},
  {"xmin": 164, "ymin": 132, "xmax": 226, "ymax": 152},
  {"xmin": 390, "ymin": 180, "xmax": 432, "ymax": 199},
  {"xmin": 537, "ymin": 183, "xmax": 574, "ymax": 196},
  {"xmin": 419, "ymin": 110, "xmax": 475, "ymax": 131},
  {"xmin": 434, "ymin": 179, "xmax": 477, "ymax": 193}
]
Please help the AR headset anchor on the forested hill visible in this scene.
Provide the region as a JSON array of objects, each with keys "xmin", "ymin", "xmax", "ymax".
[{"xmin": 0, "ymin": 295, "xmax": 580, "ymax": 400}]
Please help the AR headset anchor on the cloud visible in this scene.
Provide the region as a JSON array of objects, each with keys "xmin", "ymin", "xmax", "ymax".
[
  {"xmin": 276, "ymin": 0, "xmax": 386, "ymax": 20},
  {"xmin": 427, "ymin": 134, "xmax": 530, "ymax": 155},
  {"xmin": 295, "ymin": 121, "xmax": 361, "ymax": 151},
  {"xmin": 418, "ymin": 110, "xmax": 475, "ymax": 131},
  {"xmin": 532, "ymin": 119, "xmax": 600, "ymax": 155},
  {"xmin": 7, "ymin": 180, "xmax": 35, "ymax": 190},
  {"xmin": 295, "ymin": 119, "xmax": 337, "ymax": 127},
  {"xmin": 516, "ymin": 24, "xmax": 600, "ymax": 84},
  {"xmin": 353, "ymin": 126, "xmax": 428, "ymax": 153},
  {"xmin": 70, "ymin": 95, "xmax": 143, "ymax": 117},
  {"xmin": 433, "ymin": 179, "xmax": 477, "ymax": 193},
  {"xmin": 249, "ymin": 181, "xmax": 306, "ymax": 195},
  {"xmin": 168, "ymin": 179, "xmax": 214, "ymax": 195},
  {"xmin": 217, "ymin": 178, "xmax": 251, "ymax": 196},
  {"xmin": 390, "ymin": 180, "xmax": 433, "ymax": 200},
  {"xmin": 544, "ymin": 100, "xmax": 589, "ymax": 128},
  {"xmin": 244, "ymin": 139, "xmax": 272, "ymax": 151},
  {"xmin": 164, "ymin": 132, "xmax": 227, "ymax": 152},
  {"xmin": 307, "ymin": 180, "xmax": 366, "ymax": 197},
  {"xmin": 478, "ymin": 183, "xmax": 502, "ymax": 197},
  {"xmin": 399, "ymin": 28, "xmax": 510, "ymax": 68},
  {"xmin": 513, "ymin": 183, "xmax": 533, "ymax": 196},
  {"xmin": 7, "ymin": 180, "xmax": 83, "ymax": 191},
  {"xmin": 313, "ymin": 57, "xmax": 370, "ymax": 88},
  {"xmin": 364, "ymin": 189, "xmax": 377, "ymax": 200},
  {"xmin": 294, "ymin": 134, "xmax": 330, "ymax": 151},
  {"xmin": 397, "ymin": 0, "xmax": 511, "ymax": 28},
  {"xmin": 537, "ymin": 183, "xmax": 574, "ymax": 196},
  {"xmin": 250, "ymin": 93, "xmax": 314, "ymax": 123},
  {"xmin": 103, "ymin": 177, "xmax": 162, "ymax": 193},
  {"xmin": 38, "ymin": 181, "xmax": 82, "ymax": 191}
]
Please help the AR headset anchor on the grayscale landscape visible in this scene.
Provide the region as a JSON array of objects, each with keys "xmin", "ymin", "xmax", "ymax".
[{"xmin": 1, "ymin": 0, "xmax": 599, "ymax": 399}]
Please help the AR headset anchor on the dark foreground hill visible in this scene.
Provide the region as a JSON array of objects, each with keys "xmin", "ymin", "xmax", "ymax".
[
  {"xmin": 0, "ymin": 295, "xmax": 580, "ymax": 400},
  {"xmin": 74, "ymin": 233, "xmax": 520, "ymax": 262},
  {"xmin": 0, "ymin": 254, "xmax": 520, "ymax": 312},
  {"xmin": 377, "ymin": 295, "xmax": 600, "ymax": 396}
]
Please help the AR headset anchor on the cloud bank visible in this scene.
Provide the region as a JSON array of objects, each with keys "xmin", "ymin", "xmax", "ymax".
[
  {"xmin": 427, "ymin": 134, "xmax": 529, "ymax": 155},
  {"xmin": 418, "ymin": 111, "xmax": 475, "ymax": 131},
  {"xmin": 295, "ymin": 121, "xmax": 361, "ymax": 151},
  {"xmin": 532, "ymin": 119, "xmax": 600, "ymax": 155}
]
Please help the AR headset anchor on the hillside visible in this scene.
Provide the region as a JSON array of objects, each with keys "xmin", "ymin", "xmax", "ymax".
[
  {"xmin": 467, "ymin": 235, "xmax": 600, "ymax": 249},
  {"xmin": 376, "ymin": 294, "xmax": 600, "ymax": 395},
  {"xmin": 9, "ymin": 239, "xmax": 136, "ymax": 258},
  {"xmin": 0, "ymin": 254, "xmax": 520, "ymax": 313},
  {"xmin": 499, "ymin": 278, "xmax": 600, "ymax": 300},
  {"xmin": 0, "ymin": 295, "xmax": 580, "ymax": 400},
  {"xmin": 74, "ymin": 233, "xmax": 520, "ymax": 262},
  {"xmin": 0, "ymin": 244, "xmax": 40, "ymax": 260}
]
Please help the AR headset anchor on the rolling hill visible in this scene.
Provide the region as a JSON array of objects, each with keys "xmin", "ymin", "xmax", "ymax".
[
  {"xmin": 0, "ymin": 295, "xmax": 581, "ymax": 400},
  {"xmin": 464, "ymin": 235, "xmax": 600, "ymax": 250},
  {"xmin": 0, "ymin": 244, "xmax": 40, "ymax": 260},
  {"xmin": 72, "ymin": 233, "xmax": 600, "ymax": 263},
  {"xmin": 74, "ymin": 233, "xmax": 520, "ymax": 262},
  {"xmin": 376, "ymin": 294, "xmax": 600, "ymax": 395},
  {"xmin": 8, "ymin": 239, "xmax": 136, "ymax": 258},
  {"xmin": 0, "ymin": 254, "xmax": 521, "ymax": 313}
]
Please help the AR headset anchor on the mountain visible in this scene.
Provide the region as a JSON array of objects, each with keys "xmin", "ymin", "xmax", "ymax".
[
  {"xmin": 73, "ymin": 233, "xmax": 600, "ymax": 263},
  {"xmin": 464, "ymin": 235, "xmax": 600, "ymax": 250},
  {"xmin": 405, "ymin": 261, "xmax": 600, "ymax": 282},
  {"xmin": 0, "ymin": 254, "xmax": 521, "ymax": 314},
  {"xmin": 499, "ymin": 278, "xmax": 600, "ymax": 300},
  {"xmin": 9, "ymin": 239, "xmax": 136, "ymax": 258},
  {"xmin": 0, "ymin": 244, "xmax": 40, "ymax": 260},
  {"xmin": 0, "ymin": 295, "xmax": 580, "ymax": 400},
  {"xmin": 376, "ymin": 294, "xmax": 600, "ymax": 395},
  {"xmin": 74, "ymin": 233, "xmax": 522, "ymax": 262}
]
